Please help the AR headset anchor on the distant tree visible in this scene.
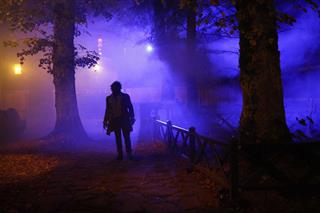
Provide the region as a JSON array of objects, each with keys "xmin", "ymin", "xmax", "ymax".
[
  {"xmin": 133, "ymin": 0, "xmax": 217, "ymax": 107},
  {"xmin": 185, "ymin": 0, "xmax": 199, "ymax": 108},
  {"xmin": 125, "ymin": 0, "xmax": 194, "ymax": 104},
  {"xmin": 0, "ymin": 0, "xmax": 115, "ymax": 141},
  {"xmin": 156, "ymin": 0, "xmax": 215, "ymax": 108},
  {"xmin": 150, "ymin": 0, "xmax": 181, "ymax": 101},
  {"xmin": 126, "ymin": 0, "xmax": 237, "ymax": 108}
]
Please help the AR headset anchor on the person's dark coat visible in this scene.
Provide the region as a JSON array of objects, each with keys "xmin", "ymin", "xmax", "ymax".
[{"xmin": 104, "ymin": 92, "xmax": 134, "ymax": 134}]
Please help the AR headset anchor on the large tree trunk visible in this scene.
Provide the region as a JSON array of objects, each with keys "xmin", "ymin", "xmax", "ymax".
[
  {"xmin": 50, "ymin": 0, "xmax": 87, "ymax": 139},
  {"xmin": 236, "ymin": 0, "xmax": 291, "ymax": 143}
]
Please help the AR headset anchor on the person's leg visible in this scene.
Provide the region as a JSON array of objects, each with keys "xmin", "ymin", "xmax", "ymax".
[
  {"xmin": 114, "ymin": 129, "xmax": 123, "ymax": 160},
  {"xmin": 122, "ymin": 128, "xmax": 132, "ymax": 158}
]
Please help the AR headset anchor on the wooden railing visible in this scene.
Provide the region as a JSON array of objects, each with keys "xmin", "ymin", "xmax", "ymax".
[
  {"xmin": 153, "ymin": 118, "xmax": 320, "ymax": 206},
  {"xmin": 152, "ymin": 119, "xmax": 229, "ymax": 178}
]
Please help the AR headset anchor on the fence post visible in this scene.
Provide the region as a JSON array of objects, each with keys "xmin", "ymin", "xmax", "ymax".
[
  {"xmin": 152, "ymin": 116, "xmax": 158, "ymax": 142},
  {"xmin": 167, "ymin": 120, "xmax": 173, "ymax": 147},
  {"xmin": 230, "ymin": 136, "xmax": 239, "ymax": 205},
  {"xmin": 189, "ymin": 127, "xmax": 196, "ymax": 163}
]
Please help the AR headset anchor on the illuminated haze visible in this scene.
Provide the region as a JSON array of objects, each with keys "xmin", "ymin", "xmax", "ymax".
[{"xmin": 1, "ymin": 9, "xmax": 320, "ymax": 141}]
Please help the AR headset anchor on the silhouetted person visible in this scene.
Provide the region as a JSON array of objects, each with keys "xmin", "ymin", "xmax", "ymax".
[{"xmin": 103, "ymin": 81, "xmax": 135, "ymax": 160}]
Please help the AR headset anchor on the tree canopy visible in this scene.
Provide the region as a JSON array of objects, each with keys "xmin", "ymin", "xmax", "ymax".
[{"xmin": 0, "ymin": 0, "xmax": 119, "ymax": 73}]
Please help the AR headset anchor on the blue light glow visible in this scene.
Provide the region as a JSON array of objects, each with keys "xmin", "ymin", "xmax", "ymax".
[
  {"xmin": 6, "ymin": 8, "xmax": 320, "ymax": 142},
  {"xmin": 146, "ymin": 44, "xmax": 153, "ymax": 53}
]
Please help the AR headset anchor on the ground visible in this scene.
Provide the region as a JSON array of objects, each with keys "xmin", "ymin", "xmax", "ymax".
[
  {"xmin": 1, "ymin": 138, "xmax": 320, "ymax": 213},
  {"xmin": 0, "ymin": 139, "xmax": 227, "ymax": 213}
]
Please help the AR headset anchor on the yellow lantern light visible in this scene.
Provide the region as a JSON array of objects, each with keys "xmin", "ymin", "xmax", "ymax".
[{"xmin": 13, "ymin": 64, "xmax": 22, "ymax": 75}]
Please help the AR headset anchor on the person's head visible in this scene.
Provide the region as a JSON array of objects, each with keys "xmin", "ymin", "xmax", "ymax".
[{"xmin": 111, "ymin": 81, "xmax": 122, "ymax": 94}]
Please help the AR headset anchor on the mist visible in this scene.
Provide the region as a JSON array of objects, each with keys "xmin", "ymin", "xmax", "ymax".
[{"xmin": 1, "ymin": 7, "xmax": 320, "ymax": 142}]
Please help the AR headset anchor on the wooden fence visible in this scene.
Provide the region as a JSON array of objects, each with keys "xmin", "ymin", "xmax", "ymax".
[{"xmin": 153, "ymin": 118, "xmax": 320, "ymax": 206}]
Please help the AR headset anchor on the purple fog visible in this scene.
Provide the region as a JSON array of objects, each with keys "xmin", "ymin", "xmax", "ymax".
[
  {"xmin": 1, "ymin": 6, "xmax": 320, "ymax": 142},
  {"xmin": 2, "ymin": 1, "xmax": 320, "ymax": 212}
]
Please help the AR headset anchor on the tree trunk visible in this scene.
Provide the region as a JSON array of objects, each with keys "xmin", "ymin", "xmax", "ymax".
[
  {"xmin": 236, "ymin": 0, "xmax": 290, "ymax": 143},
  {"xmin": 152, "ymin": 0, "xmax": 177, "ymax": 102},
  {"xmin": 186, "ymin": 0, "xmax": 198, "ymax": 108},
  {"xmin": 0, "ymin": 55, "xmax": 4, "ymax": 109},
  {"xmin": 51, "ymin": 0, "xmax": 87, "ymax": 139}
]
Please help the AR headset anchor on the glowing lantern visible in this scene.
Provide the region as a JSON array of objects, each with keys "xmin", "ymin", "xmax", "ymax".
[{"xmin": 13, "ymin": 64, "xmax": 22, "ymax": 75}]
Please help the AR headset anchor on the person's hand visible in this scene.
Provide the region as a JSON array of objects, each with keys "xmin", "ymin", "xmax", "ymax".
[
  {"xmin": 130, "ymin": 117, "xmax": 136, "ymax": 125},
  {"xmin": 103, "ymin": 121, "xmax": 109, "ymax": 130}
]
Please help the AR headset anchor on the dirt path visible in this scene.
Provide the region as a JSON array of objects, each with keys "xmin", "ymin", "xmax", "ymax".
[{"xmin": 0, "ymin": 140, "xmax": 224, "ymax": 212}]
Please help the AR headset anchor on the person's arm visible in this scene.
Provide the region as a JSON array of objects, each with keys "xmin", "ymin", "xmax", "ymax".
[
  {"xmin": 103, "ymin": 97, "xmax": 110, "ymax": 129},
  {"xmin": 127, "ymin": 95, "xmax": 134, "ymax": 119}
]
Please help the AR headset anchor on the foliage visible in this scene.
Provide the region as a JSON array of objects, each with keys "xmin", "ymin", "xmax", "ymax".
[
  {"xmin": 1, "ymin": 0, "xmax": 318, "ymax": 71},
  {"xmin": 0, "ymin": 0, "xmax": 116, "ymax": 73},
  {"xmin": 292, "ymin": 116, "xmax": 320, "ymax": 142},
  {"xmin": 189, "ymin": 0, "xmax": 319, "ymax": 39},
  {"xmin": 128, "ymin": 0, "xmax": 320, "ymax": 48},
  {"xmin": 0, "ymin": 154, "xmax": 59, "ymax": 184}
]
